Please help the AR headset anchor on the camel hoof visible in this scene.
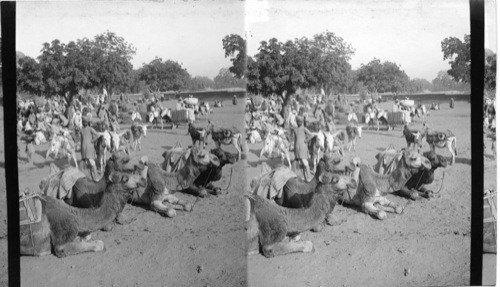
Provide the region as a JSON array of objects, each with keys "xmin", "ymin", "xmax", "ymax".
[
  {"xmin": 102, "ymin": 224, "xmax": 114, "ymax": 232},
  {"xmin": 213, "ymin": 187, "xmax": 222, "ymax": 195},
  {"xmin": 394, "ymin": 205, "xmax": 404, "ymax": 214},
  {"xmin": 199, "ymin": 189, "xmax": 208, "ymax": 198},
  {"xmin": 166, "ymin": 209, "xmax": 177, "ymax": 218},
  {"xmin": 312, "ymin": 224, "xmax": 324, "ymax": 232},
  {"xmin": 326, "ymin": 214, "xmax": 340, "ymax": 226},
  {"xmin": 302, "ymin": 241, "xmax": 314, "ymax": 253},
  {"xmin": 376, "ymin": 210, "xmax": 387, "ymax": 220},
  {"xmin": 410, "ymin": 192, "xmax": 419, "ymax": 201},
  {"xmin": 184, "ymin": 203, "xmax": 193, "ymax": 212},
  {"xmin": 93, "ymin": 240, "xmax": 105, "ymax": 252}
]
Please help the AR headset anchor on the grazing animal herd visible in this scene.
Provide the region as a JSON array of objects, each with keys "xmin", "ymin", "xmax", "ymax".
[{"xmin": 245, "ymin": 94, "xmax": 466, "ymax": 258}]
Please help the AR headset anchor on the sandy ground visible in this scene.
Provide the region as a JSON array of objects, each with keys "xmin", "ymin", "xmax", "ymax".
[
  {"xmin": 247, "ymin": 100, "xmax": 472, "ymax": 287},
  {"xmin": 14, "ymin": 99, "xmax": 247, "ymax": 286}
]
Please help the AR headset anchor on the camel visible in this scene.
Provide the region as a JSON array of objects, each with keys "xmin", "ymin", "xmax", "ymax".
[
  {"xmin": 403, "ymin": 124, "xmax": 422, "ymax": 152},
  {"xmin": 66, "ymin": 154, "xmax": 143, "ymax": 226},
  {"xmin": 421, "ymin": 123, "xmax": 457, "ymax": 165},
  {"xmin": 397, "ymin": 151, "xmax": 448, "ymax": 200},
  {"xmin": 341, "ymin": 149, "xmax": 431, "ymax": 220},
  {"xmin": 246, "ymin": 171, "xmax": 357, "ymax": 258},
  {"xmin": 133, "ymin": 147, "xmax": 221, "ymax": 217},
  {"xmin": 20, "ymin": 172, "xmax": 146, "ymax": 257},
  {"xmin": 207, "ymin": 121, "xmax": 243, "ymax": 160},
  {"xmin": 276, "ymin": 153, "xmax": 357, "ymax": 230}
]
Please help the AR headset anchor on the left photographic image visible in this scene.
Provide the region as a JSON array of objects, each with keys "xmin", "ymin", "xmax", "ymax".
[{"xmin": 14, "ymin": 2, "xmax": 247, "ymax": 286}]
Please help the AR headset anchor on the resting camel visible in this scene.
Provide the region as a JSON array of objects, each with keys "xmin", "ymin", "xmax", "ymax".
[
  {"xmin": 67, "ymin": 154, "xmax": 143, "ymax": 226},
  {"xmin": 397, "ymin": 151, "xmax": 448, "ymax": 200},
  {"xmin": 276, "ymin": 153, "xmax": 357, "ymax": 230},
  {"xmin": 208, "ymin": 121, "xmax": 243, "ymax": 160},
  {"xmin": 421, "ymin": 123, "xmax": 457, "ymax": 165},
  {"xmin": 341, "ymin": 149, "xmax": 431, "ymax": 220},
  {"xmin": 20, "ymin": 172, "xmax": 146, "ymax": 257},
  {"xmin": 133, "ymin": 147, "xmax": 221, "ymax": 217},
  {"xmin": 246, "ymin": 171, "xmax": 356, "ymax": 258}
]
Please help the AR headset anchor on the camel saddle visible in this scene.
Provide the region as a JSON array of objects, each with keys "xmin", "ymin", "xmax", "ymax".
[
  {"xmin": 19, "ymin": 190, "xmax": 43, "ymax": 226},
  {"xmin": 214, "ymin": 127, "xmax": 239, "ymax": 141}
]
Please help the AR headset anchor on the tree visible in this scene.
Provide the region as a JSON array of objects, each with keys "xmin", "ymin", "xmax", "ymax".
[
  {"xmin": 188, "ymin": 76, "xmax": 215, "ymax": 91},
  {"xmin": 213, "ymin": 68, "xmax": 246, "ymax": 89},
  {"xmin": 407, "ymin": 78, "xmax": 433, "ymax": 93},
  {"xmin": 485, "ymin": 49, "xmax": 496, "ymax": 91},
  {"xmin": 431, "ymin": 70, "xmax": 470, "ymax": 92},
  {"xmin": 441, "ymin": 34, "xmax": 470, "ymax": 83},
  {"xmin": 222, "ymin": 34, "xmax": 251, "ymax": 79},
  {"xmin": 356, "ymin": 59, "xmax": 410, "ymax": 93},
  {"xmin": 139, "ymin": 58, "xmax": 191, "ymax": 91},
  {"xmin": 17, "ymin": 56, "xmax": 44, "ymax": 95},
  {"xmin": 90, "ymin": 31, "xmax": 136, "ymax": 95},
  {"xmin": 245, "ymin": 31, "xmax": 355, "ymax": 103}
]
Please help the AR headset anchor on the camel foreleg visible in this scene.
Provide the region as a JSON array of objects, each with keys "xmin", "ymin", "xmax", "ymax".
[
  {"xmin": 53, "ymin": 237, "xmax": 105, "ymax": 258},
  {"xmin": 361, "ymin": 202, "xmax": 387, "ymax": 220},
  {"xmin": 376, "ymin": 196, "xmax": 403, "ymax": 214},
  {"xmin": 151, "ymin": 200, "xmax": 177, "ymax": 218},
  {"xmin": 162, "ymin": 193, "xmax": 193, "ymax": 211},
  {"xmin": 261, "ymin": 239, "xmax": 314, "ymax": 258}
]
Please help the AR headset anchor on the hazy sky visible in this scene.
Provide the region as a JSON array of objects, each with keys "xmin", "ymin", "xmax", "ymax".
[
  {"xmin": 246, "ymin": 0, "xmax": 480, "ymax": 82},
  {"xmin": 15, "ymin": 0, "xmax": 497, "ymax": 82},
  {"xmin": 17, "ymin": 1, "xmax": 245, "ymax": 79}
]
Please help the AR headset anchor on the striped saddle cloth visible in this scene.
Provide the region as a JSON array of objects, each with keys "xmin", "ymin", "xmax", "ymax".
[{"xmin": 19, "ymin": 190, "xmax": 43, "ymax": 226}]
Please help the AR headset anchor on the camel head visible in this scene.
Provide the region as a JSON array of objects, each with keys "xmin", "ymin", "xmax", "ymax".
[
  {"xmin": 401, "ymin": 149, "xmax": 431, "ymax": 170},
  {"xmin": 106, "ymin": 153, "xmax": 145, "ymax": 176},
  {"xmin": 191, "ymin": 147, "xmax": 220, "ymax": 167},
  {"xmin": 317, "ymin": 152, "xmax": 354, "ymax": 176},
  {"xmin": 210, "ymin": 148, "xmax": 237, "ymax": 166},
  {"xmin": 107, "ymin": 171, "xmax": 147, "ymax": 192},
  {"xmin": 423, "ymin": 151, "xmax": 448, "ymax": 169}
]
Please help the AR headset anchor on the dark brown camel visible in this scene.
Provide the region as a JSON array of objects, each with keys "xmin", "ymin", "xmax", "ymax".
[
  {"xmin": 275, "ymin": 153, "xmax": 356, "ymax": 230},
  {"xmin": 247, "ymin": 171, "xmax": 357, "ymax": 258},
  {"xmin": 20, "ymin": 172, "xmax": 146, "ymax": 258}
]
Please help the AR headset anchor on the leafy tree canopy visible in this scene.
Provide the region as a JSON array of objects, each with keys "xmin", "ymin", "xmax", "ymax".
[
  {"xmin": 138, "ymin": 58, "xmax": 190, "ymax": 91},
  {"xmin": 441, "ymin": 34, "xmax": 470, "ymax": 83}
]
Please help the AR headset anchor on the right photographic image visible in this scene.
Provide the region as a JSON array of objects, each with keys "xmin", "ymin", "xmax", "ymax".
[{"xmin": 242, "ymin": 0, "xmax": 476, "ymax": 286}]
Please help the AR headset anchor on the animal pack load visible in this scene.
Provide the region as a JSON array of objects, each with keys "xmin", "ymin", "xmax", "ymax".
[
  {"xmin": 184, "ymin": 97, "xmax": 199, "ymax": 105},
  {"xmin": 400, "ymin": 99, "xmax": 414, "ymax": 107},
  {"xmin": 170, "ymin": 109, "xmax": 195, "ymax": 125},
  {"xmin": 19, "ymin": 190, "xmax": 43, "ymax": 226}
]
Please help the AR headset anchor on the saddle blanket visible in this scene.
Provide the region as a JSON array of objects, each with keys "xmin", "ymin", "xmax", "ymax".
[
  {"xmin": 251, "ymin": 166, "xmax": 297, "ymax": 200},
  {"xmin": 40, "ymin": 166, "xmax": 86, "ymax": 200}
]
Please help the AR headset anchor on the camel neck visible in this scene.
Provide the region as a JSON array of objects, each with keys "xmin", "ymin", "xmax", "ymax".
[
  {"xmin": 282, "ymin": 188, "xmax": 330, "ymax": 233},
  {"xmin": 75, "ymin": 185, "xmax": 128, "ymax": 232}
]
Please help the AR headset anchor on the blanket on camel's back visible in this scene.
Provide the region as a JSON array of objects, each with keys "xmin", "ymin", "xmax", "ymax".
[
  {"xmin": 161, "ymin": 146, "xmax": 191, "ymax": 173},
  {"xmin": 250, "ymin": 163, "xmax": 297, "ymax": 200},
  {"xmin": 212, "ymin": 126, "xmax": 240, "ymax": 142},
  {"xmin": 39, "ymin": 164, "xmax": 86, "ymax": 200},
  {"xmin": 373, "ymin": 147, "xmax": 402, "ymax": 175}
]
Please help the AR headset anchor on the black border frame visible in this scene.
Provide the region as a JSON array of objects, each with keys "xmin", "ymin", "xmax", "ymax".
[
  {"xmin": 0, "ymin": 1, "xmax": 489, "ymax": 286},
  {"xmin": 1, "ymin": 2, "xmax": 20, "ymax": 287}
]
